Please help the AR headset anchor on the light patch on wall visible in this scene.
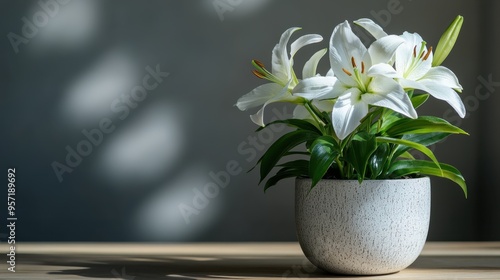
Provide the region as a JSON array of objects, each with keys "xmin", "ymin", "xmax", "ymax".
[
  {"xmin": 132, "ymin": 166, "xmax": 220, "ymax": 241},
  {"xmin": 28, "ymin": 0, "xmax": 100, "ymax": 53},
  {"xmin": 96, "ymin": 103, "xmax": 185, "ymax": 187},
  {"xmin": 233, "ymin": 0, "xmax": 270, "ymax": 16},
  {"xmin": 204, "ymin": 0, "xmax": 270, "ymax": 21},
  {"xmin": 60, "ymin": 50, "xmax": 138, "ymax": 127}
]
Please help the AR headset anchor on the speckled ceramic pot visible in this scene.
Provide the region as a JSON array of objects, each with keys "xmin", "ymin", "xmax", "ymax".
[{"xmin": 295, "ymin": 177, "xmax": 430, "ymax": 275}]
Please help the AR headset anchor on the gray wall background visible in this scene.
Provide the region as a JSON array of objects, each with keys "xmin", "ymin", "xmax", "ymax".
[{"xmin": 0, "ymin": 0, "xmax": 498, "ymax": 241}]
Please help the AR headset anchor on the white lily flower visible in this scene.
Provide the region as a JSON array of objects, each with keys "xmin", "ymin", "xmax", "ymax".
[
  {"xmin": 283, "ymin": 48, "xmax": 338, "ymax": 123},
  {"xmin": 327, "ymin": 21, "xmax": 417, "ymax": 140},
  {"xmin": 291, "ymin": 49, "xmax": 339, "ymax": 121},
  {"xmin": 355, "ymin": 18, "xmax": 466, "ymax": 118},
  {"xmin": 292, "ymin": 49, "xmax": 338, "ymax": 101},
  {"xmin": 236, "ymin": 28, "xmax": 323, "ymax": 126}
]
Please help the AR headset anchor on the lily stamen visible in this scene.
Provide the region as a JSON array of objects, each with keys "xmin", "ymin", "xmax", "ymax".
[
  {"xmin": 413, "ymin": 46, "xmax": 417, "ymax": 57},
  {"xmin": 251, "ymin": 59, "xmax": 284, "ymax": 85},
  {"xmin": 342, "ymin": 68, "xmax": 352, "ymax": 76},
  {"xmin": 361, "ymin": 61, "xmax": 365, "ymax": 74},
  {"xmin": 253, "ymin": 59, "xmax": 265, "ymax": 68},
  {"xmin": 418, "ymin": 42, "xmax": 427, "ymax": 59},
  {"xmin": 252, "ymin": 70, "xmax": 266, "ymax": 79},
  {"xmin": 423, "ymin": 46, "xmax": 433, "ymax": 61},
  {"xmin": 351, "ymin": 57, "xmax": 357, "ymax": 68}
]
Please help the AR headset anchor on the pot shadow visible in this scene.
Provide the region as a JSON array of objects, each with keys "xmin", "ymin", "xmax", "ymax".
[
  {"xmin": 17, "ymin": 253, "xmax": 500, "ymax": 279},
  {"xmin": 19, "ymin": 253, "xmax": 335, "ymax": 279},
  {"xmin": 410, "ymin": 255, "xmax": 500, "ymax": 271}
]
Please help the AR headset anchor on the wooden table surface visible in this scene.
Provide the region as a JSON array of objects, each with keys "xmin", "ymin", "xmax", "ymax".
[{"xmin": 1, "ymin": 242, "xmax": 500, "ymax": 279}]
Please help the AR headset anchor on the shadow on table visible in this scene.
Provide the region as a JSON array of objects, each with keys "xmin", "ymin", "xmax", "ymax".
[
  {"xmin": 20, "ymin": 254, "xmax": 500, "ymax": 279},
  {"xmin": 410, "ymin": 255, "xmax": 500, "ymax": 270},
  {"xmin": 22, "ymin": 254, "xmax": 332, "ymax": 279}
]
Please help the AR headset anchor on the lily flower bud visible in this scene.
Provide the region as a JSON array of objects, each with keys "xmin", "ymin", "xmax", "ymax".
[{"xmin": 432, "ymin": 15, "xmax": 464, "ymax": 66}]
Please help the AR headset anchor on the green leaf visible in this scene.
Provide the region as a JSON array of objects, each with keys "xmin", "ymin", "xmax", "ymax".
[
  {"xmin": 380, "ymin": 111, "xmax": 403, "ymax": 132},
  {"xmin": 277, "ymin": 159, "xmax": 310, "ymax": 170},
  {"xmin": 284, "ymin": 151, "xmax": 310, "ymax": 156},
  {"xmin": 378, "ymin": 94, "xmax": 429, "ymax": 133},
  {"xmin": 256, "ymin": 119, "xmax": 322, "ymax": 134},
  {"xmin": 259, "ymin": 130, "xmax": 319, "ymax": 183},
  {"xmin": 368, "ymin": 142, "xmax": 389, "ymax": 178},
  {"xmin": 388, "ymin": 160, "xmax": 467, "ymax": 198},
  {"xmin": 264, "ymin": 165, "xmax": 308, "ymax": 192},
  {"xmin": 403, "ymin": 132, "xmax": 451, "ymax": 146},
  {"xmin": 411, "ymin": 94, "xmax": 429, "ymax": 109},
  {"xmin": 398, "ymin": 151, "xmax": 415, "ymax": 160},
  {"xmin": 309, "ymin": 136, "xmax": 340, "ymax": 188},
  {"xmin": 393, "ymin": 132, "xmax": 450, "ymax": 159},
  {"xmin": 384, "ymin": 116, "xmax": 468, "ymax": 136},
  {"xmin": 359, "ymin": 107, "xmax": 382, "ymax": 131},
  {"xmin": 376, "ymin": 136, "xmax": 442, "ymax": 175},
  {"xmin": 345, "ymin": 132, "xmax": 377, "ymax": 182}
]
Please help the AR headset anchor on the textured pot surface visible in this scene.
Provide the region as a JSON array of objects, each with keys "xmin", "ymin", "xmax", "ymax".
[{"xmin": 295, "ymin": 177, "xmax": 430, "ymax": 275}]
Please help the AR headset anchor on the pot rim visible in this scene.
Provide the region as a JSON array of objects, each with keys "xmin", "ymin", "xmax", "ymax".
[{"xmin": 295, "ymin": 176, "xmax": 429, "ymax": 183}]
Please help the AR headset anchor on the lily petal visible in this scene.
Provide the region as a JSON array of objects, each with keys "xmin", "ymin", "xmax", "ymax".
[
  {"xmin": 396, "ymin": 32, "xmax": 432, "ymax": 80},
  {"xmin": 400, "ymin": 31, "xmax": 425, "ymax": 51},
  {"xmin": 314, "ymin": 99, "xmax": 335, "ymax": 112},
  {"xmin": 368, "ymin": 35, "xmax": 405, "ymax": 65},
  {"xmin": 249, "ymin": 81, "xmax": 295, "ymax": 127},
  {"xmin": 329, "ymin": 21, "xmax": 367, "ymax": 87},
  {"xmin": 293, "ymin": 76, "xmax": 338, "ymax": 100},
  {"xmin": 332, "ymin": 88, "xmax": 368, "ymax": 140},
  {"xmin": 236, "ymin": 83, "xmax": 285, "ymax": 111},
  {"xmin": 272, "ymin": 27, "xmax": 301, "ymax": 82},
  {"xmin": 249, "ymin": 107, "xmax": 266, "ymax": 127},
  {"xmin": 399, "ymin": 78, "xmax": 465, "ymax": 118},
  {"xmin": 368, "ymin": 63, "xmax": 401, "ymax": 78},
  {"xmin": 354, "ymin": 18, "xmax": 388, "ymax": 39},
  {"xmin": 321, "ymin": 79, "xmax": 349, "ymax": 99},
  {"xmin": 364, "ymin": 76, "xmax": 417, "ymax": 118},
  {"xmin": 420, "ymin": 66, "xmax": 463, "ymax": 91},
  {"xmin": 398, "ymin": 78, "xmax": 424, "ymax": 91},
  {"xmin": 394, "ymin": 40, "xmax": 414, "ymax": 77},
  {"xmin": 290, "ymin": 34, "xmax": 323, "ymax": 59},
  {"xmin": 302, "ymin": 48, "xmax": 327, "ymax": 79},
  {"xmin": 417, "ymin": 81, "xmax": 466, "ymax": 118}
]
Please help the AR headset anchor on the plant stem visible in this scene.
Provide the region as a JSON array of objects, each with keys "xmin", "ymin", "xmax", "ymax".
[
  {"xmin": 335, "ymin": 157, "xmax": 344, "ymax": 178},
  {"xmin": 304, "ymin": 102, "xmax": 326, "ymax": 133}
]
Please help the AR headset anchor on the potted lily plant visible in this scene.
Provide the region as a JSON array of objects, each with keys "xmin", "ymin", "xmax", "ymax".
[{"xmin": 236, "ymin": 16, "xmax": 467, "ymax": 275}]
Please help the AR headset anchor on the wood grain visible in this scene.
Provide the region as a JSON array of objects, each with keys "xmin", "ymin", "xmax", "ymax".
[{"xmin": 1, "ymin": 242, "xmax": 499, "ymax": 279}]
